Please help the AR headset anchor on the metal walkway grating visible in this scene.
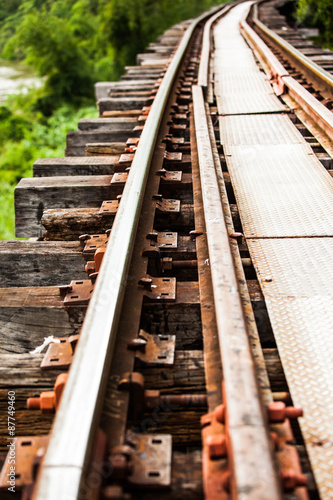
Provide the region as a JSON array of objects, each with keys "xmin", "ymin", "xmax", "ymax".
[
  {"xmin": 223, "ymin": 144, "xmax": 333, "ymax": 237},
  {"xmin": 213, "ymin": 4, "xmax": 286, "ymax": 115},
  {"xmin": 214, "ymin": 2, "xmax": 333, "ymax": 497},
  {"xmin": 248, "ymin": 238, "xmax": 333, "ymax": 498}
]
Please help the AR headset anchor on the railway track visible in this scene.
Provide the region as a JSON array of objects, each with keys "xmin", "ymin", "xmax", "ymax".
[{"xmin": 0, "ymin": 1, "xmax": 333, "ymax": 499}]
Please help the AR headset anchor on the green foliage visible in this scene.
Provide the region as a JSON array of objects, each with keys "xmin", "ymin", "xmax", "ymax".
[
  {"xmin": 1, "ymin": 0, "xmax": 222, "ymax": 103},
  {"xmin": 0, "ymin": 0, "xmax": 223, "ymax": 239},
  {"xmin": 0, "ymin": 106, "xmax": 32, "ymax": 144},
  {"xmin": 105, "ymin": 0, "xmax": 219, "ymax": 71},
  {"xmin": 0, "ymin": 103, "xmax": 97, "ymax": 239},
  {"xmin": 4, "ymin": 11, "xmax": 95, "ymax": 113},
  {"xmin": 296, "ymin": 0, "xmax": 333, "ymax": 45}
]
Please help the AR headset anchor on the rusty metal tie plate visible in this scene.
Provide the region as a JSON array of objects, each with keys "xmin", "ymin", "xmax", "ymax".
[
  {"xmin": 155, "ymin": 198, "xmax": 180, "ymax": 214},
  {"xmin": 126, "ymin": 433, "xmax": 172, "ymax": 488},
  {"xmin": 83, "ymin": 234, "xmax": 109, "ymax": 254},
  {"xmin": 111, "ymin": 172, "xmax": 128, "ymax": 185},
  {"xmin": 126, "ymin": 137, "xmax": 140, "ymax": 146},
  {"xmin": 172, "ymin": 113, "xmax": 188, "ymax": 122},
  {"xmin": 135, "ymin": 331, "xmax": 176, "ymax": 366},
  {"xmin": 139, "ymin": 276, "xmax": 176, "ymax": 301},
  {"xmin": 164, "ymin": 151, "xmax": 183, "ymax": 162},
  {"xmin": 157, "ymin": 231, "xmax": 178, "ymax": 250},
  {"xmin": 63, "ymin": 280, "xmax": 94, "ymax": 306},
  {"xmin": 146, "ymin": 231, "xmax": 178, "ymax": 250},
  {"xmin": 0, "ymin": 436, "xmax": 50, "ymax": 490},
  {"xmin": 163, "ymin": 136, "xmax": 185, "ymax": 145},
  {"xmin": 169, "ymin": 123, "xmax": 187, "ymax": 131},
  {"xmin": 41, "ymin": 335, "xmax": 79, "ymax": 370},
  {"xmin": 99, "ymin": 200, "xmax": 119, "ymax": 216},
  {"xmin": 160, "ymin": 171, "xmax": 182, "ymax": 183},
  {"xmin": 119, "ymin": 153, "xmax": 134, "ymax": 164}
]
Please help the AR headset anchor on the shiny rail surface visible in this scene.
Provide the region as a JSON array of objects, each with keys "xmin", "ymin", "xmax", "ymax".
[
  {"xmin": 240, "ymin": 4, "xmax": 333, "ymax": 145},
  {"xmin": 252, "ymin": 4, "xmax": 333, "ymax": 97},
  {"xmin": 32, "ymin": 4, "xmax": 235, "ymax": 500},
  {"xmin": 218, "ymin": 2, "xmax": 333, "ymax": 498},
  {"xmin": 193, "ymin": 84, "xmax": 281, "ymax": 499},
  {"xmin": 1, "ymin": 1, "xmax": 333, "ymax": 499}
]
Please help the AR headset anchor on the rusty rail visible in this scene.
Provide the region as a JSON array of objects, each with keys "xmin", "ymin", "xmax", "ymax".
[
  {"xmin": 192, "ymin": 84, "xmax": 281, "ymax": 498},
  {"xmin": 198, "ymin": 4, "xmax": 235, "ymax": 88},
  {"xmin": 31, "ymin": 4, "xmax": 236, "ymax": 500},
  {"xmin": 1, "ymin": 1, "xmax": 328, "ymax": 498},
  {"xmin": 241, "ymin": 3, "xmax": 333, "ymax": 144},
  {"xmin": 252, "ymin": 4, "xmax": 333, "ymax": 96}
]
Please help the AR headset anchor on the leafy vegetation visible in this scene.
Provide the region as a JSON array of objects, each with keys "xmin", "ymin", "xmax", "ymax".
[
  {"xmin": 296, "ymin": 0, "xmax": 333, "ymax": 47},
  {"xmin": 0, "ymin": 104, "xmax": 97, "ymax": 239},
  {"xmin": 0, "ymin": 0, "xmax": 220, "ymax": 239},
  {"xmin": 1, "ymin": 0, "xmax": 219, "ymax": 110}
]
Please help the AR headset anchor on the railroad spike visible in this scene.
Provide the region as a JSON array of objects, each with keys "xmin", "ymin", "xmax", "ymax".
[{"xmin": 189, "ymin": 229, "xmax": 203, "ymax": 240}]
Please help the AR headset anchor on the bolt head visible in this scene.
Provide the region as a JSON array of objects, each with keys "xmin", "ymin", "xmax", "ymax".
[
  {"xmin": 40, "ymin": 392, "xmax": 56, "ymax": 414},
  {"xmin": 206, "ymin": 434, "xmax": 227, "ymax": 459}
]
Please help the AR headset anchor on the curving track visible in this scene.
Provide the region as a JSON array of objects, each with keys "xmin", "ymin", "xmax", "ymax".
[{"xmin": 0, "ymin": 1, "xmax": 333, "ymax": 499}]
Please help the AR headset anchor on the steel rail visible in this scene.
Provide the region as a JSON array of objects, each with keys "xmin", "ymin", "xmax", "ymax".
[
  {"xmin": 192, "ymin": 84, "xmax": 281, "ymax": 499},
  {"xmin": 198, "ymin": 3, "xmax": 237, "ymax": 87},
  {"xmin": 240, "ymin": 3, "xmax": 333, "ymax": 143},
  {"xmin": 32, "ymin": 4, "xmax": 236, "ymax": 500},
  {"xmin": 195, "ymin": 3, "xmax": 283, "ymax": 495},
  {"xmin": 198, "ymin": 1, "xmax": 250, "ymax": 88},
  {"xmin": 252, "ymin": 3, "xmax": 333, "ymax": 97}
]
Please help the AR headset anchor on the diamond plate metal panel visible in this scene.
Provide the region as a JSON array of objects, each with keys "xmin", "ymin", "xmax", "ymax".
[
  {"xmin": 213, "ymin": 4, "xmax": 285, "ymax": 115},
  {"xmin": 248, "ymin": 238, "xmax": 333, "ymax": 499},
  {"xmin": 220, "ymin": 114, "xmax": 306, "ymax": 146},
  {"xmin": 225, "ymin": 144, "xmax": 333, "ymax": 237},
  {"xmin": 214, "ymin": 48, "xmax": 259, "ymax": 70},
  {"xmin": 214, "ymin": 71, "xmax": 285, "ymax": 115}
]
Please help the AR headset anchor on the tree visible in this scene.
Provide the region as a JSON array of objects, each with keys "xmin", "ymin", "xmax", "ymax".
[
  {"xmin": 296, "ymin": 0, "xmax": 333, "ymax": 44},
  {"xmin": 5, "ymin": 10, "xmax": 94, "ymax": 112}
]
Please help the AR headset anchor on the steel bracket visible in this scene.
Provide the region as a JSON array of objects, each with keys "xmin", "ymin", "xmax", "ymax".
[
  {"xmin": 170, "ymin": 113, "xmax": 188, "ymax": 123},
  {"xmin": 0, "ymin": 436, "xmax": 49, "ymax": 493},
  {"xmin": 169, "ymin": 123, "xmax": 187, "ymax": 133},
  {"xmin": 85, "ymin": 247, "xmax": 106, "ymax": 276},
  {"xmin": 41, "ymin": 334, "xmax": 79, "ymax": 370},
  {"xmin": 201, "ymin": 409, "xmax": 229, "ymax": 499},
  {"xmin": 162, "ymin": 135, "xmax": 185, "ymax": 145},
  {"xmin": 141, "ymin": 106, "xmax": 151, "ymax": 114},
  {"xmin": 156, "ymin": 170, "xmax": 182, "ymax": 183},
  {"xmin": 138, "ymin": 115, "xmax": 148, "ymax": 123},
  {"xmin": 27, "ymin": 373, "xmax": 68, "ymax": 414},
  {"xmin": 111, "ymin": 172, "xmax": 128, "ymax": 185},
  {"xmin": 163, "ymin": 151, "xmax": 182, "ymax": 163},
  {"xmin": 126, "ymin": 137, "xmax": 140, "ymax": 147},
  {"xmin": 138, "ymin": 275, "xmax": 176, "ymax": 301},
  {"xmin": 146, "ymin": 231, "xmax": 178, "ymax": 250},
  {"xmin": 61, "ymin": 280, "xmax": 94, "ymax": 305},
  {"xmin": 125, "ymin": 432, "xmax": 172, "ymax": 489},
  {"xmin": 99, "ymin": 200, "xmax": 119, "ymax": 216},
  {"xmin": 82, "ymin": 234, "xmax": 109, "ymax": 254},
  {"xmin": 134, "ymin": 330, "xmax": 175, "ymax": 366},
  {"xmin": 155, "ymin": 198, "xmax": 180, "ymax": 214},
  {"xmin": 118, "ymin": 153, "xmax": 134, "ymax": 165}
]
